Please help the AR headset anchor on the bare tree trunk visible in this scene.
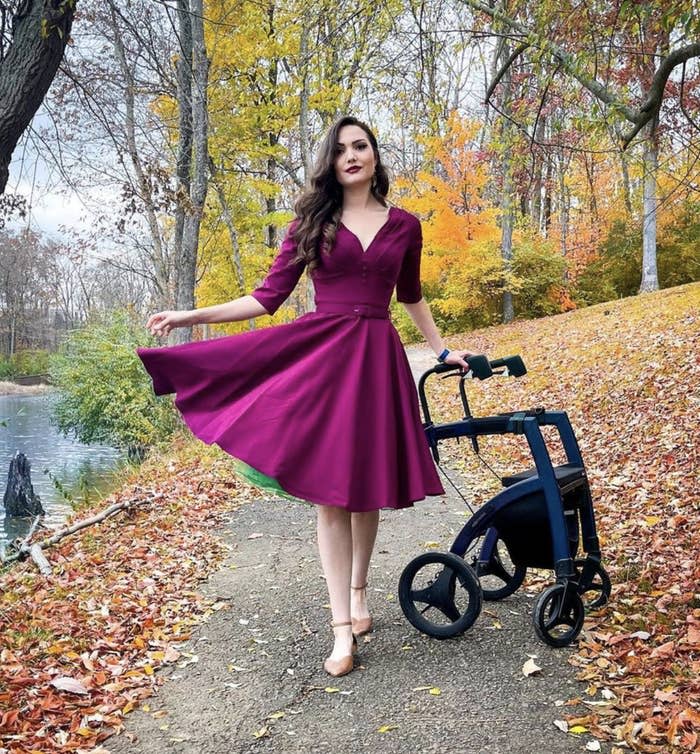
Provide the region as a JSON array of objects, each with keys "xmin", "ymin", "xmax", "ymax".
[
  {"xmin": 107, "ymin": 2, "xmax": 170, "ymax": 306},
  {"xmin": 584, "ymin": 153, "xmax": 598, "ymax": 222},
  {"xmin": 173, "ymin": 0, "xmax": 209, "ymax": 344},
  {"xmin": 0, "ymin": 0, "xmax": 75, "ymax": 194},
  {"xmin": 501, "ymin": 157, "xmax": 515, "ymax": 323},
  {"xmin": 619, "ymin": 151, "xmax": 633, "ymax": 218},
  {"xmin": 211, "ymin": 169, "xmax": 256, "ymax": 331},
  {"xmin": 639, "ymin": 119, "xmax": 660, "ymax": 293},
  {"xmin": 173, "ymin": 0, "xmax": 193, "ymax": 275},
  {"xmin": 9, "ymin": 313, "xmax": 15, "ymax": 356},
  {"xmin": 495, "ymin": 39, "xmax": 514, "ymax": 323},
  {"xmin": 558, "ymin": 151, "xmax": 569, "ymax": 263},
  {"xmin": 297, "ymin": 26, "xmax": 315, "ymax": 313},
  {"xmin": 298, "ymin": 25, "xmax": 312, "ymax": 179},
  {"xmin": 531, "ymin": 115, "xmax": 545, "ymax": 233}
]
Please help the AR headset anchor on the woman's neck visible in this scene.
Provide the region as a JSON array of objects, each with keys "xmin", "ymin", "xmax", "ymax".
[{"xmin": 341, "ymin": 185, "xmax": 379, "ymax": 212}]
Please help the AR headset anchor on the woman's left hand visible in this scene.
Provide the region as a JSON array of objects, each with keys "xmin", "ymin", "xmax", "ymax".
[{"xmin": 443, "ymin": 350, "xmax": 478, "ymax": 371}]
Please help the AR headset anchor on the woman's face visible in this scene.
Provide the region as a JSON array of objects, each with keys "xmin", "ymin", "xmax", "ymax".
[{"xmin": 334, "ymin": 125, "xmax": 377, "ymax": 189}]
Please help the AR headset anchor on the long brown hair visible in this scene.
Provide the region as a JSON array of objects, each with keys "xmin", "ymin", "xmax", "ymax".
[{"xmin": 292, "ymin": 116, "xmax": 390, "ymax": 272}]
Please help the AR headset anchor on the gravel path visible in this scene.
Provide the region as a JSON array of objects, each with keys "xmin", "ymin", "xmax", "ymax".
[{"xmin": 107, "ymin": 345, "xmax": 601, "ymax": 754}]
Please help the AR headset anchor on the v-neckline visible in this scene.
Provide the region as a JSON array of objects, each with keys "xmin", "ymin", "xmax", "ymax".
[{"xmin": 340, "ymin": 206, "xmax": 395, "ymax": 254}]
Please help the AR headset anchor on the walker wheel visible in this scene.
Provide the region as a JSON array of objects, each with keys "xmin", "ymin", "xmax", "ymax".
[
  {"xmin": 472, "ymin": 536, "xmax": 527, "ymax": 601},
  {"xmin": 575, "ymin": 559, "xmax": 612, "ymax": 609},
  {"xmin": 532, "ymin": 584, "xmax": 585, "ymax": 647},
  {"xmin": 399, "ymin": 552, "xmax": 482, "ymax": 639}
]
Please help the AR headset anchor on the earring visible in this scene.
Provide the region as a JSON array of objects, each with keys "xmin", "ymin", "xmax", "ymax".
[{"xmin": 371, "ymin": 173, "xmax": 377, "ymax": 190}]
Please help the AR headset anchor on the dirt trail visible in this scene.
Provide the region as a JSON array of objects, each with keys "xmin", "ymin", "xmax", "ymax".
[{"xmin": 107, "ymin": 345, "xmax": 597, "ymax": 754}]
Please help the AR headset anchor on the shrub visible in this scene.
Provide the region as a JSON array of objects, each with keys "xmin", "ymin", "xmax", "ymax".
[
  {"xmin": 511, "ymin": 237, "xmax": 567, "ymax": 318},
  {"xmin": 0, "ymin": 356, "xmax": 14, "ymax": 379},
  {"xmin": 48, "ymin": 308, "xmax": 181, "ymax": 460},
  {"xmin": 11, "ymin": 349, "xmax": 51, "ymax": 376}
]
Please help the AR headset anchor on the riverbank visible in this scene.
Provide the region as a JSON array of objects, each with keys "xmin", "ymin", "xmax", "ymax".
[{"xmin": 0, "ymin": 380, "xmax": 54, "ymax": 396}]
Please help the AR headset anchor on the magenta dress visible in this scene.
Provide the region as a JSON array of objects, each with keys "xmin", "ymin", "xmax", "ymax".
[{"xmin": 136, "ymin": 206, "xmax": 445, "ymax": 511}]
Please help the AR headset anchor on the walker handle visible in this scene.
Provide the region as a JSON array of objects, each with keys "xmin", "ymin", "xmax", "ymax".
[
  {"xmin": 489, "ymin": 355, "xmax": 527, "ymax": 377},
  {"xmin": 433, "ymin": 355, "xmax": 492, "ymax": 380}
]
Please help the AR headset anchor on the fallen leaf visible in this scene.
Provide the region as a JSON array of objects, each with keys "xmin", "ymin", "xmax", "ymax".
[
  {"xmin": 377, "ymin": 724, "xmax": 398, "ymax": 733},
  {"xmin": 522, "ymin": 658, "xmax": 542, "ymax": 676},
  {"xmin": 553, "ymin": 719, "xmax": 568, "ymax": 732},
  {"xmin": 50, "ymin": 677, "xmax": 89, "ymax": 695},
  {"xmin": 629, "ymin": 630, "xmax": 651, "ymax": 640}
]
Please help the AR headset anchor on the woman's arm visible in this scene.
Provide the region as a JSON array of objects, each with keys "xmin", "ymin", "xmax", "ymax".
[
  {"xmin": 401, "ymin": 298, "xmax": 474, "ymax": 369},
  {"xmin": 145, "ymin": 220, "xmax": 304, "ymax": 338},
  {"xmin": 191, "ymin": 295, "xmax": 267, "ymax": 324},
  {"xmin": 145, "ymin": 295, "xmax": 267, "ymax": 337}
]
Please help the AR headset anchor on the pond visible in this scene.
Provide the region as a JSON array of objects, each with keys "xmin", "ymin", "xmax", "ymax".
[{"xmin": 1, "ymin": 390, "xmax": 126, "ymax": 551}]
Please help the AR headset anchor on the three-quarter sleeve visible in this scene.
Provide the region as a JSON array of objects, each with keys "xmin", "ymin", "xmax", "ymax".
[
  {"xmin": 250, "ymin": 221, "xmax": 305, "ymax": 315},
  {"xmin": 396, "ymin": 217, "xmax": 424, "ymax": 304}
]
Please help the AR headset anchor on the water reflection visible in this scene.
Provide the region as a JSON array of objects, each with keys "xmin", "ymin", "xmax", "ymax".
[{"xmin": 1, "ymin": 391, "xmax": 125, "ymax": 550}]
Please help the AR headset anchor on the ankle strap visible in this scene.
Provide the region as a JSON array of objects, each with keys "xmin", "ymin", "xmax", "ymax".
[
  {"xmin": 350, "ymin": 583, "xmax": 368, "ymax": 590},
  {"xmin": 330, "ymin": 620, "xmax": 352, "ymax": 628}
]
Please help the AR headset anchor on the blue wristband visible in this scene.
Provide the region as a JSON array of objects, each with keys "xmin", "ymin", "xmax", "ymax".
[{"xmin": 437, "ymin": 348, "xmax": 450, "ymax": 363}]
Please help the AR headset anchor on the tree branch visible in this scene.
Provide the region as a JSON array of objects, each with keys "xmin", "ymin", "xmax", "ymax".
[
  {"xmin": 461, "ymin": 0, "xmax": 639, "ymax": 120},
  {"xmin": 486, "ymin": 41, "xmax": 529, "ymax": 102},
  {"xmin": 620, "ymin": 42, "xmax": 700, "ymax": 145}
]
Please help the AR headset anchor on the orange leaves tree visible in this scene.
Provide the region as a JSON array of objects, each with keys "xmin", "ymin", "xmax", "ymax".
[
  {"xmin": 459, "ymin": 0, "xmax": 700, "ymax": 295},
  {"xmin": 394, "ymin": 114, "xmax": 565, "ymax": 338}
]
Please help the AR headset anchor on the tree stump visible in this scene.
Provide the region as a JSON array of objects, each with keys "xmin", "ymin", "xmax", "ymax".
[{"xmin": 3, "ymin": 451, "xmax": 45, "ymax": 517}]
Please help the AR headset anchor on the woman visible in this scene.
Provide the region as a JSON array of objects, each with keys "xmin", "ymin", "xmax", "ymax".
[{"xmin": 137, "ymin": 116, "xmax": 474, "ymax": 677}]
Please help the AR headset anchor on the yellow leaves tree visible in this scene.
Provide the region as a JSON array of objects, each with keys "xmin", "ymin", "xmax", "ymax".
[
  {"xmin": 395, "ymin": 114, "xmax": 503, "ymax": 333},
  {"xmin": 195, "ymin": 0, "xmax": 399, "ymax": 334}
]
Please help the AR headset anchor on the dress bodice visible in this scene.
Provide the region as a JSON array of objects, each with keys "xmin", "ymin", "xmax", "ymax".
[{"xmin": 251, "ymin": 206, "xmax": 423, "ymax": 315}]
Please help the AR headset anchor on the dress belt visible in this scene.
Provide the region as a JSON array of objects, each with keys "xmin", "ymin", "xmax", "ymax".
[{"xmin": 315, "ymin": 302, "xmax": 390, "ymax": 319}]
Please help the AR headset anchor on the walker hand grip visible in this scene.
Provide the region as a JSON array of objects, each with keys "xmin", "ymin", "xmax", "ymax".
[
  {"xmin": 433, "ymin": 355, "xmax": 492, "ymax": 380},
  {"xmin": 489, "ymin": 355, "xmax": 527, "ymax": 377},
  {"xmin": 466, "ymin": 355, "xmax": 493, "ymax": 380}
]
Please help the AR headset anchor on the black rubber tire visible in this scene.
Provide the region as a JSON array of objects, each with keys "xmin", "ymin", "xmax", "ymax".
[
  {"xmin": 472, "ymin": 536, "xmax": 527, "ymax": 601},
  {"xmin": 398, "ymin": 552, "xmax": 483, "ymax": 639},
  {"xmin": 532, "ymin": 584, "xmax": 585, "ymax": 647},
  {"xmin": 574, "ymin": 559, "xmax": 612, "ymax": 610}
]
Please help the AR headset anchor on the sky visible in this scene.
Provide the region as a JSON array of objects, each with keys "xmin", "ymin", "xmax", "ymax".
[{"xmin": 6, "ymin": 133, "xmax": 94, "ymax": 241}]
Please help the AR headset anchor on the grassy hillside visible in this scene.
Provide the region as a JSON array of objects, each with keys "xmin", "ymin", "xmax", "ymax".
[{"xmin": 427, "ymin": 282, "xmax": 699, "ymax": 753}]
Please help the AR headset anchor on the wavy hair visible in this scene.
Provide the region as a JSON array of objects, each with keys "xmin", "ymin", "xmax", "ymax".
[{"xmin": 292, "ymin": 116, "xmax": 390, "ymax": 272}]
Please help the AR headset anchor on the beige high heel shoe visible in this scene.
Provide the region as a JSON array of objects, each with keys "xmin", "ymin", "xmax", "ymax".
[
  {"xmin": 351, "ymin": 583, "xmax": 374, "ymax": 636},
  {"xmin": 323, "ymin": 621, "xmax": 358, "ymax": 677}
]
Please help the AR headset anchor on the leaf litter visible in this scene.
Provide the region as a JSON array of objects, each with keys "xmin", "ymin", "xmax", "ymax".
[{"xmin": 429, "ymin": 284, "xmax": 700, "ymax": 753}]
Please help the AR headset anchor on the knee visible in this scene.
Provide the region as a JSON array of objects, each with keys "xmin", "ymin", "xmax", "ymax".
[{"xmin": 318, "ymin": 505, "xmax": 350, "ymax": 529}]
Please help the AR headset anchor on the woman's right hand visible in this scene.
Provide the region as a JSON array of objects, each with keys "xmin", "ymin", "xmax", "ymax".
[{"xmin": 145, "ymin": 310, "xmax": 193, "ymax": 337}]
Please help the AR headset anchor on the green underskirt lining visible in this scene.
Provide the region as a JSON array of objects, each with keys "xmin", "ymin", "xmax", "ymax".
[{"xmin": 231, "ymin": 458, "xmax": 310, "ymax": 505}]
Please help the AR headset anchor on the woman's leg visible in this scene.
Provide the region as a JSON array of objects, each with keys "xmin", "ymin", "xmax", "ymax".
[
  {"xmin": 316, "ymin": 505, "xmax": 354, "ymax": 660},
  {"xmin": 350, "ymin": 510, "xmax": 380, "ymax": 622}
]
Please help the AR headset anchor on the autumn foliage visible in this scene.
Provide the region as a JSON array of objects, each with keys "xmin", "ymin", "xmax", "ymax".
[
  {"xmin": 1, "ymin": 283, "xmax": 698, "ymax": 753},
  {"xmin": 0, "ymin": 442, "xmax": 247, "ymax": 752},
  {"xmin": 427, "ymin": 281, "xmax": 699, "ymax": 753}
]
